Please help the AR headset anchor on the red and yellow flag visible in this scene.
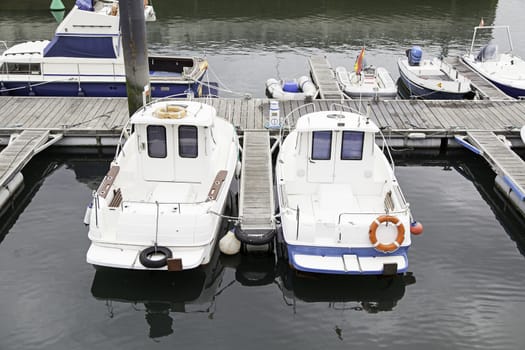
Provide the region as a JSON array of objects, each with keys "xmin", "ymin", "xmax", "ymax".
[{"xmin": 354, "ymin": 47, "xmax": 365, "ymax": 75}]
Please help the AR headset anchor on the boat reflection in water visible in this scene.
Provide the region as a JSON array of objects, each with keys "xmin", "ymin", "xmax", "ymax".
[
  {"xmin": 90, "ymin": 247, "xmax": 226, "ymax": 339},
  {"xmin": 278, "ymin": 265, "xmax": 415, "ymax": 313}
]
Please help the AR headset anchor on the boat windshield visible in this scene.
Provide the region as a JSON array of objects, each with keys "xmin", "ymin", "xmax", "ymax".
[{"xmin": 476, "ymin": 43, "xmax": 498, "ymax": 62}]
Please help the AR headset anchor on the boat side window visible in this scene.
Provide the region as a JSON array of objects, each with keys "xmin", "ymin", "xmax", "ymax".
[
  {"xmin": 5, "ymin": 63, "xmax": 41, "ymax": 75},
  {"xmin": 341, "ymin": 131, "xmax": 364, "ymax": 160},
  {"xmin": 179, "ymin": 125, "xmax": 198, "ymax": 158},
  {"xmin": 146, "ymin": 125, "xmax": 167, "ymax": 158},
  {"xmin": 311, "ymin": 131, "xmax": 332, "ymax": 160}
]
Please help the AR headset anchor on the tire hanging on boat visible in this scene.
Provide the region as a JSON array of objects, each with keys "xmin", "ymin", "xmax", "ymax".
[
  {"xmin": 368, "ymin": 215, "xmax": 405, "ymax": 253},
  {"xmin": 139, "ymin": 246, "xmax": 173, "ymax": 268}
]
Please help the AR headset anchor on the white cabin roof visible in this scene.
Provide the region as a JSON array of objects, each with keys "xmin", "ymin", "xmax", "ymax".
[
  {"xmin": 2, "ymin": 41, "xmax": 48, "ymax": 57},
  {"xmin": 295, "ymin": 111, "xmax": 380, "ymax": 133},
  {"xmin": 131, "ymin": 101, "xmax": 216, "ymax": 127}
]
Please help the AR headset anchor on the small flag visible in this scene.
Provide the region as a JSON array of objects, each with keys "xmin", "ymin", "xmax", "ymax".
[
  {"xmin": 354, "ymin": 47, "xmax": 365, "ymax": 75},
  {"xmin": 479, "ymin": 17, "xmax": 484, "ymax": 27}
]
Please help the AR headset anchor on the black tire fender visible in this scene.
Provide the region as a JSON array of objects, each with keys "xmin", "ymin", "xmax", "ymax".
[{"xmin": 139, "ymin": 246, "xmax": 173, "ymax": 268}]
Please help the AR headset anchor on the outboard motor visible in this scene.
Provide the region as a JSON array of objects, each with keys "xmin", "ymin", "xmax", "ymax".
[{"xmin": 407, "ymin": 46, "xmax": 422, "ymax": 66}]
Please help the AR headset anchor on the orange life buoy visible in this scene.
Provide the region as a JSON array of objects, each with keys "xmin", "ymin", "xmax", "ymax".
[
  {"xmin": 155, "ymin": 105, "xmax": 187, "ymax": 119},
  {"xmin": 369, "ymin": 215, "xmax": 405, "ymax": 253}
]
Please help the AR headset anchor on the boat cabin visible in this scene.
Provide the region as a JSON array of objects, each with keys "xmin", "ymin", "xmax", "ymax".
[
  {"xmin": 289, "ymin": 111, "xmax": 381, "ymax": 185},
  {"xmin": 129, "ymin": 102, "xmax": 217, "ymax": 184}
]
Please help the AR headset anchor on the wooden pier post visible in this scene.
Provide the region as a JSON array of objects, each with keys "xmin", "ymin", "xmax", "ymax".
[{"xmin": 119, "ymin": 0, "xmax": 151, "ymax": 116}]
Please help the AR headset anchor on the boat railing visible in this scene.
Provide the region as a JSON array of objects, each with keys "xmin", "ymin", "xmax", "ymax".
[
  {"xmin": 114, "ymin": 118, "xmax": 132, "ymax": 160},
  {"xmin": 337, "ymin": 208, "xmax": 409, "ymax": 224},
  {"xmin": 468, "ymin": 25, "xmax": 514, "ymax": 56},
  {"xmin": 329, "ymin": 102, "xmax": 362, "ymax": 115},
  {"xmin": 378, "ymin": 128, "xmax": 395, "ymax": 172},
  {"xmin": 279, "ymin": 102, "xmax": 316, "ymax": 148},
  {"xmin": 0, "ymin": 41, "xmax": 8, "ymax": 54}
]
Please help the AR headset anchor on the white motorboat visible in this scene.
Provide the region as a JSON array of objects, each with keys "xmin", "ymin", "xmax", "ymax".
[
  {"xmin": 86, "ymin": 100, "xmax": 239, "ymax": 271},
  {"xmin": 398, "ymin": 46, "xmax": 473, "ymax": 99},
  {"xmin": 0, "ymin": 0, "xmax": 208, "ymax": 98},
  {"xmin": 276, "ymin": 107, "xmax": 419, "ymax": 275},
  {"xmin": 335, "ymin": 65, "xmax": 397, "ymax": 99},
  {"xmin": 462, "ymin": 25, "xmax": 525, "ymax": 99},
  {"xmin": 265, "ymin": 76, "xmax": 318, "ymax": 100}
]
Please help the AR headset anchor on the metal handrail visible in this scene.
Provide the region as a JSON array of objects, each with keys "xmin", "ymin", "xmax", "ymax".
[
  {"xmin": 279, "ymin": 102, "xmax": 316, "ymax": 149},
  {"xmin": 468, "ymin": 25, "xmax": 514, "ymax": 56}
]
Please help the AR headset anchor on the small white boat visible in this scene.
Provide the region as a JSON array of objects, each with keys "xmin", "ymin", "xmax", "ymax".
[
  {"xmin": 265, "ymin": 76, "xmax": 318, "ymax": 100},
  {"xmin": 462, "ymin": 25, "xmax": 525, "ymax": 99},
  {"xmin": 276, "ymin": 108, "xmax": 418, "ymax": 275},
  {"xmin": 398, "ymin": 46, "xmax": 473, "ymax": 99},
  {"xmin": 86, "ymin": 100, "xmax": 239, "ymax": 271},
  {"xmin": 335, "ymin": 66, "xmax": 397, "ymax": 99}
]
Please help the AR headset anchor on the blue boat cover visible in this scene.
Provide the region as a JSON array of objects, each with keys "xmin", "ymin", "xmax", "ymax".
[
  {"xmin": 476, "ymin": 44, "xmax": 498, "ymax": 62},
  {"xmin": 44, "ymin": 36, "xmax": 116, "ymax": 58},
  {"xmin": 76, "ymin": 0, "xmax": 94, "ymax": 11},
  {"xmin": 408, "ymin": 46, "xmax": 422, "ymax": 66},
  {"xmin": 283, "ymin": 80, "xmax": 300, "ymax": 93}
]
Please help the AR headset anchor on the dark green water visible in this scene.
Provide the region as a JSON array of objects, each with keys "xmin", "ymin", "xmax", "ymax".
[{"xmin": 1, "ymin": 1, "xmax": 525, "ymax": 349}]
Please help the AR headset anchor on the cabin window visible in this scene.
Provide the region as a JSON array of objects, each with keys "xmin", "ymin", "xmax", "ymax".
[
  {"xmin": 4, "ymin": 63, "xmax": 41, "ymax": 75},
  {"xmin": 311, "ymin": 131, "xmax": 332, "ymax": 160},
  {"xmin": 179, "ymin": 126, "xmax": 198, "ymax": 158},
  {"xmin": 147, "ymin": 125, "xmax": 167, "ymax": 158},
  {"xmin": 341, "ymin": 131, "xmax": 364, "ymax": 160}
]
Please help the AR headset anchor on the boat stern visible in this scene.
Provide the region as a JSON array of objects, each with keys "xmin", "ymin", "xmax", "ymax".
[
  {"xmin": 86, "ymin": 242, "xmax": 214, "ymax": 271},
  {"xmin": 287, "ymin": 245, "xmax": 409, "ymax": 275}
]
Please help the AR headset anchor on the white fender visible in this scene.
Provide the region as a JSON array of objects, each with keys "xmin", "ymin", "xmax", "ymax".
[{"xmin": 219, "ymin": 230, "xmax": 241, "ymax": 255}]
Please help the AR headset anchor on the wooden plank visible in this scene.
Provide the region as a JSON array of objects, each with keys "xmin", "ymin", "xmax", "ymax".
[
  {"xmin": 25, "ymin": 97, "xmax": 62, "ymax": 129},
  {"xmin": 15, "ymin": 97, "xmax": 42, "ymax": 128},
  {"xmin": 0, "ymin": 97, "xmax": 19, "ymax": 126}
]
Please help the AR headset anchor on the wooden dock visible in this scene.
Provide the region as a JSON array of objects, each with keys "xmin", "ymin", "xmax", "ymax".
[
  {"xmin": 2, "ymin": 97, "xmax": 525, "ymax": 145},
  {"xmin": 446, "ymin": 56, "xmax": 512, "ymax": 101},
  {"xmin": 308, "ymin": 56, "xmax": 344, "ymax": 100},
  {"xmin": 236, "ymin": 130, "xmax": 276, "ymax": 245}
]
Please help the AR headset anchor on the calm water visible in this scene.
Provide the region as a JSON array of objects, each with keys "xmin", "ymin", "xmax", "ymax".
[{"xmin": 1, "ymin": 1, "xmax": 525, "ymax": 349}]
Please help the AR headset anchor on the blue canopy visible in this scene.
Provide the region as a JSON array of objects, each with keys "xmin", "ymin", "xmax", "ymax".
[
  {"xmin": 76, "ymin": 0, "xmax": 94, "ymax": 11},
  {"xmin": 44, "ymin": 36, "xmax": 116, "ymax": 58}
]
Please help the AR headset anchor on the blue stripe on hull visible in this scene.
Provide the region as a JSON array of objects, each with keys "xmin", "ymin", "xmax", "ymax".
[
  {"xmin": 1, "ymin": 80, "xmax": 203, "ymax": 98},
  {"xmin": 487, "ymin": 79, "xmax": 525, "ymax": 99},
  {"xmin": 399, "ymin": 70, "xmax": 468, "ymax": 100},
  {"xmin": 286, "ymin": 243, "xmax": 409, "ymax": 275}
]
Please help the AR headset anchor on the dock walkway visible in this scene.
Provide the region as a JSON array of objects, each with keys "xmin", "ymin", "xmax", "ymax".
[
  {"xmin": 308, "ymin": 56, "xmax": 344, "ymax": 100},
  {"xmin": 446, "ymin": 56, "xmax": 512, "ymax": 101},
  {"xmin": 465, "ymin": 131, "xmax": 525, "ymax": 199},
  {"xmin": 0, "ymin": 130, "xmax": 50, "ymax": 187},
  {"xmin": 236, "ymin": 130, "xmax": 276, "ymax": 245},
  {"xmin": 2, "ymin": 97, "xmax": 525, "ymax": 145}
]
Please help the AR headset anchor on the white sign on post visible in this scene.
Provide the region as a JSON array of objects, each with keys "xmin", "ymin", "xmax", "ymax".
[{"xmin": 267, "ymin": 100, "xmax": 281, "ymax": 129}]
